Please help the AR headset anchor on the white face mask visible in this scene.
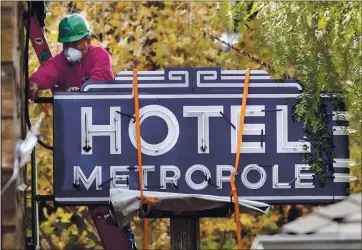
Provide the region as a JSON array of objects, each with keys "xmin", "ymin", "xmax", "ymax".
[{"xmin": 64, "ymin": 47, "xmax": 83, "ymax": 63}]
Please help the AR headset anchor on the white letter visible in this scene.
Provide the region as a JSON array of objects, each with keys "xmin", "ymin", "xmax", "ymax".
[
  {"xmin": 129, "ymin": 105, "xmax": 179, "ymax": 156},
  {"xmin": 231, "ymin": 105, "xmax": 265, "ymax": 153},
  {"xmin": 110, "ymin": 166, "xmax": 129, "ymax": 189},
  {"xmin": 273, "ymin": 165, "xmax": 291, "ymax": 189},
  {"xmin": 241, "ymin": 164, "xmax": 266, "ymax": 189},
  {"xmin": 73, "ymin": 166, "xmax": 102, "ymax": 190},
  {"xmin": 295, "ymin": 164, "xmax": 315, "ymax": 188},
  {"xmin": 185, "ymin": 164, "xmax": 211, "ymax": 190},
  {"xmin": 81, "ymin": 107, "xmax": 121, "ymax": 155},
  {"xmin": 160, "ymin": 165, "xmax": 181, "ymax": 189},
  {"xmin": 277, "ymin": 105, "xmax": 311, "ymax": 153},
  {"xmin": 135, "ymin": 166, "xmax": 155, "ymax": 190},
  {"xmin": 216, "ymin": 165, "xmax": 234, "ymax": 189},
  {"xmin": 183, "ymin": 106, "xmax": 223, "ymax": 153}
]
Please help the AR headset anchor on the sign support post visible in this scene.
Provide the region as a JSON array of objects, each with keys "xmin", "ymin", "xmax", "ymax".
[{"xmin": 170, "ymin": 218, "xmax": 200, "ymax": 250}]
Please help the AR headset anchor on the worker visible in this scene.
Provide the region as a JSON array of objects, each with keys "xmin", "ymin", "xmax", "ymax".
[
  {"xmin": 28, "ymin": 13, "xmax": 114, "ymax": 99},
  {"xmin": 28, "ymin": 13, "xmax": 137, "ymax": 250}
]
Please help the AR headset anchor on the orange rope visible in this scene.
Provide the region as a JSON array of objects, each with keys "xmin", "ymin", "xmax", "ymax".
[
  {"xmin": 132, "ymin": 69, "xmax": 158, "ymax": 249},
  {"xmin": 144, "ymin": 218, "xmax": 149, "ymax": 249},
  {"xmin": 230, "ymin": 68, "xmax": 250, "ymax": 249}
]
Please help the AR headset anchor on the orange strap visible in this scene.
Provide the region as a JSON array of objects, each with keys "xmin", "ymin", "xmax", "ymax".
[
  {"xmin": 132, "ymin": 69, "xmax": 159, "ymax": 249},
  {"xmin": 230, "ymin": 68, "xmax": 250, "ymax": 249}
]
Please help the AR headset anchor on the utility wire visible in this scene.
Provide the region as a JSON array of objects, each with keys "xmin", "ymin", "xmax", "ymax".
[
  {"xmin": 177, "ymin": 16, "xmax": 290, "ymax": 79},
  {"xmin": 179, "ymin": 16, "xmax": 272, "ymax": 69}
]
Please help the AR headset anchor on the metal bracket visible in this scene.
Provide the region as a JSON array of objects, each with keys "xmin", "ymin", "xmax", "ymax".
[
  {"xmin": 141, "ymin": 203, "xmax": 149, "ymax": 215},
  {"xmin": 312, "ymin": 175, "xmax": 336, "ymax": 185},
  {"xmin": 288, "ymin": 177, "xmax": 297, "ymax": 186},
  {"xmin": 235, "ymin": 169, "xmax": 244, "ymax": 176},
  {"xmin": 116, "ymin": 111, "xmax": 145, "ymax": 124},
  {"xmin": 98, "ymin": 177, "xmax": 114, "ymax": 188},
  {"xmin": 99, "ymin": 176, "xmax": 129, "ymax": 188},
  {"xmin": 219, "ymin": 111, "xmax": 236, "ymax": 130},
  {"xmin": 34, "ymin": 195, "xmax": 54, "ymax": 202},
  {"xmin": 172, "ymin": 180, "xmax": 180, "ymax": 190},
  {"xmin": 236, "ymin": 165, "xmax": 273, "ymax": 177},
  {"xmin": 33, "ymin": 97, "xmax": 53, "ymax": 104},
  {"xmin": 204, "ymin": 175, "xmax": 219, "ymax": 188},
  {"xmin": 116, "ymin": 111, "xmax": 135, "ymax": 122},
  {"xmin": 261, "ymin": 109, "xmax": 283, "ymax": 112},
  {"xmin": 145, "ymin": 185, "xmax": 162, "ymax": 189}
]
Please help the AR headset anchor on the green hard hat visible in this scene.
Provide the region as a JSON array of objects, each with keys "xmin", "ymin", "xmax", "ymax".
[{"xmin": 57, "ymin": 13, "xmax": 92, "ymax": 43}]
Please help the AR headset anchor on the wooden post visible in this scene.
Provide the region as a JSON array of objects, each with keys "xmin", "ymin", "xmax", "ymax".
[{"xmin": 170, "ymin": 218, "xmax": 200, "ymax": 250}]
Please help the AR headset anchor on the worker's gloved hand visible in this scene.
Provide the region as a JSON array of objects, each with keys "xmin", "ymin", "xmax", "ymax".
[
  {"xmin": 29, "ymin": 82, "xmax": 39, "ymax": 100},
  {"xmin": 66, "ymin": 87, "xmax": 80, "ymax": 92}
]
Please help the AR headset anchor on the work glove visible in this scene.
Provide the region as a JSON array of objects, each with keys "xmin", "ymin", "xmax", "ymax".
[
  {"xmin": 29, "ymin": 82, "xmax": 39, "ymax": 100},
  {"xmin": 66, "ymin": 86, "xmax": 80, "ymax": 92}
]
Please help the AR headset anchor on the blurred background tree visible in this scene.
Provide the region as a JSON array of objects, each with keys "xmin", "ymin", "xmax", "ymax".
[{"xmin": 27, "ymin": 1, "xmax": 361, "ymax": 249}]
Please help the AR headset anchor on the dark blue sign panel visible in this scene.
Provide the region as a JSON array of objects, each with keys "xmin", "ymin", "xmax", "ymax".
[{"xmin": 54, "ymin": 68, "xmax": 351, "ymax": 205}]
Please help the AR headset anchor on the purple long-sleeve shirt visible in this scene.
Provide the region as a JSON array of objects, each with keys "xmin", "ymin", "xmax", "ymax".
[{"xmin": 29, "ymin": 45, "xmax": 114, "ymax": 90}]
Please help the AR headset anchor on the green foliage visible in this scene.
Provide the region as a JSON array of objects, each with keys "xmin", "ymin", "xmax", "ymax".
[
  {"xmin": 218, "ymin": 1, "xmax": 261, "ymax": 33},
  {"xmin": 218, "ymin": 1, "xmax": 235, "ymax": 33},
  {"xmin": 256, "ymin": 2, "xmax": 362, "ymax": 186}
]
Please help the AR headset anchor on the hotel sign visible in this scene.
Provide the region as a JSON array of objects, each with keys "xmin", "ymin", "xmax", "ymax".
[{"xmin": 53, "ymin": 68, "xmax": 351, "ymax": 205}]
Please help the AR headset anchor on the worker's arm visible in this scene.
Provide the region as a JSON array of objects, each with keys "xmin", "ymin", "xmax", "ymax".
[
  {"xmin": 29, "ymin": 55, "xmax": 61, "ymax": 99},
  {"xmin": 88, "ymin": 47, "xmax": 114, "ymax": 81}
]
